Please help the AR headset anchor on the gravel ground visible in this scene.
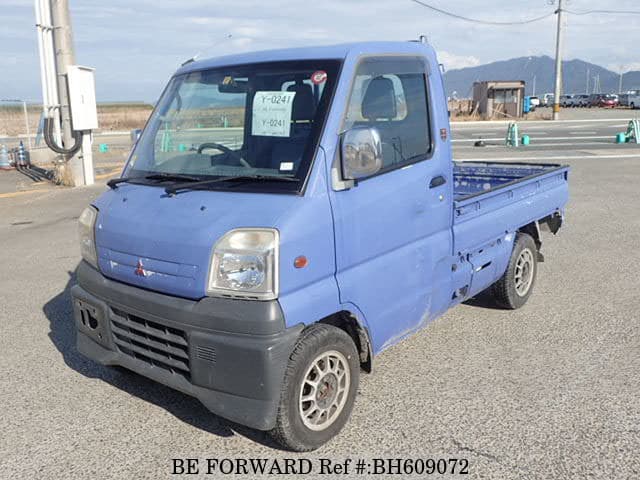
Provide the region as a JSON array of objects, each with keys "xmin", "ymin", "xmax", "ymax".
[{"xmin": 0, "ymin": 154, "xmax": 639, "ymax": 479}]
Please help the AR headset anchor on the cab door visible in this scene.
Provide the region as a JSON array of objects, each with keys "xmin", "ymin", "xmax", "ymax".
[{"xmin": 328, "ymin": 56, "xmax": 452, "ymax": 353}]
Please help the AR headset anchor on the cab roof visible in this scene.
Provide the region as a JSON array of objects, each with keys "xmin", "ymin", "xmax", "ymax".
[{"xmin": 177, "ymin": 41, "xmax": 435, "ymax": 74}]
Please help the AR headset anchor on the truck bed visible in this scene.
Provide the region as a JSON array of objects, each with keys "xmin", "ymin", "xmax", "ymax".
[
  {"xmin": 452, "ymin": 161, "xmax": 569, "ymax": 254},
  {"xmin": 453, "ymin": 162, "xmax": 567, "ymax": 202}
]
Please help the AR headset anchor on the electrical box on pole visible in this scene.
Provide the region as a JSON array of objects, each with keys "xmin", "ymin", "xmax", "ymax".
[{"xmin": 67, "ymin": 66, "xmax": 99, "ymax": 131}]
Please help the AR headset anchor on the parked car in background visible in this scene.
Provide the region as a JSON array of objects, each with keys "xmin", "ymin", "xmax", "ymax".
[
  {"xmin": 542, "ymin": 93, "xmax": 554, "ymax": 106},
  {"xmin": 573, "ymin": 94, "xmax": 590, "ymax": 107},
  {"xmin": 629, "ymin": 93, "xmax": 640, "ymax": 109},
  {"xmin": 619, "ymin": 93, "xmax": 630, "ymax": 107},
  {"xmin": 566, "ymin": 95, "xmax": 580, "ymax": 107},
  {"xmin": 618, "ymin": 91, "xmax": 638, "ymax": 107},
  {"xmin": 560, "ymin": 95, "xmax": 574, "ymax": 107},
  {"xmin": 597, "ymin": 94, "xmax": 618, "ymax": 108},
  {"xmin": 587, "ymin": 94, "xmax": 604, "ymax": 107},
  {"xmin": 619, "ymin": 91, "xmax": 639, "ymax": 107},
  {"xmin": 529, "ymin": 96, "xmax": 540, "ymax": 108}
]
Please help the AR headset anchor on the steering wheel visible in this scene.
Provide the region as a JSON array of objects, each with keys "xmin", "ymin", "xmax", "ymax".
[{"xmin": 197, "ymin": 142, "xmax": 251, "ymax": 168}]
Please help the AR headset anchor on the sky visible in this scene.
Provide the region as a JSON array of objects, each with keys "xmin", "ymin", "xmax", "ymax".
[{"xmin": 2, "ymin": 0, "xmax": 640, "ymax": 102}]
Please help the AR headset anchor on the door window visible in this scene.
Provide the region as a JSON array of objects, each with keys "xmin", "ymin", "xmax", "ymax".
[{"xmin": 343, "ymin": 57, "xmax": 431, "ymax": 173}]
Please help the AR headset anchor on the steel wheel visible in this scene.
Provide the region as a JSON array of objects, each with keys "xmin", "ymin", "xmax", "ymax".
[
  {"xmin": 299, "ymin": 350, "xmax": 350, "ymax": 431},
  {"xmin": 514, "ymin": 247, "xmax": 535, "ymax": 297}
]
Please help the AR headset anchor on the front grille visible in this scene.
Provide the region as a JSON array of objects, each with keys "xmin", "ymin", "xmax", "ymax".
[{"xmin": 110, "ymin": 307, "xmax": 190, "ymax": 379}]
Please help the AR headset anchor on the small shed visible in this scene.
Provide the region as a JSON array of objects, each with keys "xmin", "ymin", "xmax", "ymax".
[{"xmin": 472, "ymin": 81, "xmax": 525, "ymax": 119}]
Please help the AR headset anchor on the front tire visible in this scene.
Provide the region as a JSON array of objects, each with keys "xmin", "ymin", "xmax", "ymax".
[
  {"xmin": 490, "ymin": 233, "xmax": 538, "ymax": 309},
  {"xmin": 269, "ymin": 324, "xmax": 360, "ymax": 451}
]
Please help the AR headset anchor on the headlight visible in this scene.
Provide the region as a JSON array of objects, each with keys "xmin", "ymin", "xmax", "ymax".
[
  {"xmin": 78, "ymin": 206, "xmax": 98, "ymax": 269},
  {"xmin": 207, "ymin": 228, "xmax": 279, "ymax": 300}
]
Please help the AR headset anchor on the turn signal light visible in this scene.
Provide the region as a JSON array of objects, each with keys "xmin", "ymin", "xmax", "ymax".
[{"xmin": 294, "ymin": 256, "xmax": 308, "ymax": 269}]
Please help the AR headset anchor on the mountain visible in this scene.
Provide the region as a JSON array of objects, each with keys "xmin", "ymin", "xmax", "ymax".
[{"xmin": 443, "ymin": 55, "xmax": 640, "ymax": 98}]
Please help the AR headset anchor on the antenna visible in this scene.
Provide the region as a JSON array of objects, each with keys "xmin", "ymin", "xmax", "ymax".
[
  {"xmin": 181, "ymin": 34, "xmax": 233, "ymax": 66},
  {"xmin": 181, "ymin": 55, "xmax": 200, "ymax": 67}
]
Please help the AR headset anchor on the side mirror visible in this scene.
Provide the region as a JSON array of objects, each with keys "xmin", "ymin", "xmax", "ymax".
[{"xmin": 341, "ymin": 127, "xmax": 383, "ymax": 180}]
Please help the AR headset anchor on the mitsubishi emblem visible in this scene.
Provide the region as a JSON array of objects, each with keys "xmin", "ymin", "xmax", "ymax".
[{"xmin": 134, "ymin": 259, "xmax": 147, "ymax": 277}]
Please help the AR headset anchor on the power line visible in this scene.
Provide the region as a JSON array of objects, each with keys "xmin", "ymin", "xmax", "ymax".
[
  {"xmin": 565, "ymin": 9, "xmax": 640, "ymax": 16},
  {"xmin": 409, "ymin": 0, "xmax": 555, "ymax": 25}
]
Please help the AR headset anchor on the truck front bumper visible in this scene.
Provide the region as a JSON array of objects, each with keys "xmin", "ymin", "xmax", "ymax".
[{"xmin": 71, "ymin": 261, "xmax": 303, "ymax": 431}]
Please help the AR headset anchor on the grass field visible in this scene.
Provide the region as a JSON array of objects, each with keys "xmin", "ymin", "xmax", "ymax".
[
  {"xmin": 0, "ymin": 103, "xmax": 254, "ymax": 138},
  {"xmin": 0, "ymin": 101, "xmax": 556, "ymax": 138},
  {"xmin": 0, "ymin": 103, "xmax": 154, "ymax": 137}
]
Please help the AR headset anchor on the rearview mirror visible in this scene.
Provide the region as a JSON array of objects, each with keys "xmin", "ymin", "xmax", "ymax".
[
  {"xmin": 218, "ymin": 79, "xmax": 248, "ymax": 93},
  {"xmin": 341, "ymin": 127, "xmax": 383, "ymax": 181}
]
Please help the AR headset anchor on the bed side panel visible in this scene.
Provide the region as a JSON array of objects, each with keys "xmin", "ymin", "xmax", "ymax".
[{"xmin": 453, "ymin": 168, "xmax": 569, "ymax": 255}]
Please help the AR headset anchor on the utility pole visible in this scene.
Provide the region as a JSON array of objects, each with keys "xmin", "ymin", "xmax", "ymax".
[
  {"xmin": 50, "ymin": 0, "xmax": 87, "ymax": 185},
  {"xmin": 532, "ymin": 75, "xmax": 537, "ymax": 96},
  {"xmin": 552, "ymin": 0, "xmax": 565, "ymax": 120},
  {"xmin": 618, "ymin": 66, "xmax": 625, "ymax": 93},
  {"xmin": 586, "ymin": 68, "xmax": 590, "ymax": 94}
]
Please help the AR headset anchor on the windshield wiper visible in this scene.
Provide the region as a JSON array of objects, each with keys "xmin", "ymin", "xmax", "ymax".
[
  {"xmin": 107, "ymin": 173, "xmax": 201, "ymax": 190},
  {"xmin": 165, "ymin": 174, "xmax": 298, "ymax": 195},
  {"xmin": 107, "ymin": 177, "xmax": 133, "ymax": 189},
  {"xmin": 144, "ymin": 173, "xmax": 201, "ymax": 182}
]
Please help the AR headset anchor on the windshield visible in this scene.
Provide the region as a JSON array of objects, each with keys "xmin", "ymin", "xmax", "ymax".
[{"xmin": 124, "ymin": 60, "xmax": 341, "ymax": 193}]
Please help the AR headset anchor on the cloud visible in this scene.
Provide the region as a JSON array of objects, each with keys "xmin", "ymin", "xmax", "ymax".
[
  {"xmin": 232, "ymin": 26, "xmax": 264, "ymax": 37},
  {"xmin": 186, "ymin": 16, "xmax": 234, "ymax": 26},
  {"xmin": 3, "ymin": 0, "xmax": 640, "ymax": 101},
  {"xmin": 2, "ymin": 0, "xmax": 32, "ymax": 6},
  {"xmin": 229, "ymin": 37, "xmax": 254, "ymax": 49},
  {"xmin": 438, "ymin": 51, "xmax": 481, "ymax": 71},
  {"xmin": 73, "ymin": 6, "xmax": 137, "ymax": 19},
  {"xmin": 607, "ymin": 63, "xmax": 640, "ymax": 73}
]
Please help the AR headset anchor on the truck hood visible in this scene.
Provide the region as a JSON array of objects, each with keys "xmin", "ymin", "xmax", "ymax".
[{"xmin": 93, "ymin": 184, "xmax": 299, "ymax": 299}]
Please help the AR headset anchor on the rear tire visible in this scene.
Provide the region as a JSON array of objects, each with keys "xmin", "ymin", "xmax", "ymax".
[
  {"xmin": 490, "ymin": 233, "xmax": 538, "ymax": 309},
  {"xmin": 269, "ymin": 324, "xmax": 360, "ymax": 451}
]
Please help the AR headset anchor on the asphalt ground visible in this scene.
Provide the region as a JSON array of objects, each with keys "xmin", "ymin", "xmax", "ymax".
[
  {"xmin": 453, "ymin": 117, "xmax": 639, "ymax": 154},
  {"xmin": 1, "ymin": 116, "xmax": 639, "ymax": 479}
]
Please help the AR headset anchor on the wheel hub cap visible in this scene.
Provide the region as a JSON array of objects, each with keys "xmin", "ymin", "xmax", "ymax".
[
  {"xmin": 299, "ymin": 351, "xmax": 350, "ymax": 431},
  {"xmin": 514, "ymin": 248, "xmax": 535, "ymax": 296},
  {"xmin": 316, "ymin": 373, "xmax": 338, "ymax": 409}
]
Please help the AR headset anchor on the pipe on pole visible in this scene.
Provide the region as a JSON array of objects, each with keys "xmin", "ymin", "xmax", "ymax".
[
  {"xmin": 552, "ymin": 0, "xmax": 564, "ymax": 121},
  {"xmin": 35, "ymin": 0, "xmax": 61, "ymax": 144},
  {"xmin": 34, "ymin": 0, "xmax": 48, "ymax": 112},
  {"xmin": 50, "ymin": 0, "xmax": 76, "ymax": 151}
]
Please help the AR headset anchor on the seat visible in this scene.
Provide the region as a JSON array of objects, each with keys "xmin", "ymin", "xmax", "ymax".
[
  {"xmin": 287, "ymin": 81, "xmax": 316, "ymax": 125},
  {"xmin": 361, "ymin": 76, "xmax": 397, "ymax": 120},
  {"xmin": 360, "ymin": 76, "xmax": 399, "ymax": 166}
]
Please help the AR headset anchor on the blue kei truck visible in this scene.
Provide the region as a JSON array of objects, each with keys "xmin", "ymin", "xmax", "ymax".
[{"xmin": 72, "ymin": 41, "xmax": 569, "ymax": 450}]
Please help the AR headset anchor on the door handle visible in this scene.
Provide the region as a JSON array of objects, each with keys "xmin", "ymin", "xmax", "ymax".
[{"xmin": 429, "ymin": 175, "xmax": 447, "ymax": 189}]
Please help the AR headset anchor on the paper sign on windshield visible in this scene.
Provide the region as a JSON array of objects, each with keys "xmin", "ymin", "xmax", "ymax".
[{"xmin": 252, "ymin": 91, "xmax": 296, "ymax": 137}]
